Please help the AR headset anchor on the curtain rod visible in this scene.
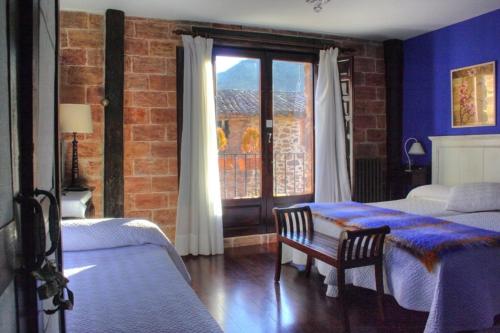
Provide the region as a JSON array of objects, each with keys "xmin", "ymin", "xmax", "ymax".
[{"xmin": 172, "ymin": 29, "xmax": 355, "ymax": 54}]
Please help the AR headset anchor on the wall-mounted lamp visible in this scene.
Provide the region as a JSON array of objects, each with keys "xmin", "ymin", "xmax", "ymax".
[{"xmin": 404, "ymin": 137, "xmax": 425, "ymax": 172}]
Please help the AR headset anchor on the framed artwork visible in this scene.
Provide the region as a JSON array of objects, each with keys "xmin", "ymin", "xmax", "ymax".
[{"xmin": 451, "ymin": 61, "xmax": 496, "ymax": 128}]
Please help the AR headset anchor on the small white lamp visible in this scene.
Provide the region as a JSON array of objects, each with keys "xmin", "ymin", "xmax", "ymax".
[
  {"xmin": 404, "ymin": 137, "xmax": 425, "ymax": 172},
  {"xmin": 60, "ymin": 104, "xmax": 93, "ymax": 190}
]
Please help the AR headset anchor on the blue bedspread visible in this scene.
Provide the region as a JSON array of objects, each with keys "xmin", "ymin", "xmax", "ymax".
[{"xmin": 307, "ymin": 202, "xmax": 500, "ymax": 270}]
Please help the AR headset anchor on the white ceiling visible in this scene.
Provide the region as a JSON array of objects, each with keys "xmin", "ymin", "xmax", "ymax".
[{"xmin": 60, "ymin": 0, "xmax": 500, "ymax": 41}]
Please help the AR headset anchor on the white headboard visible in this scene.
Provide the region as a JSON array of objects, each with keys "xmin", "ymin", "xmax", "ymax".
[{"xmin": 429, "ymin": 134, "xmax": 500, "ymax": 186}]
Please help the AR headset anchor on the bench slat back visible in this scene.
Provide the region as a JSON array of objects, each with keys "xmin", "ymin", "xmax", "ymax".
[
  {"xmin": 273, "ymin": 206, "xmax": 313, "ymax": 237},
  {"xmin": 340, "ymin": 226, "xmax": 390, "ymax": 263}
]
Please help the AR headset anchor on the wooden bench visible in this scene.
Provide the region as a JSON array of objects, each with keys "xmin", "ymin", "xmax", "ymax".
[{"xmin": 273, "ymin": 205, "xmax": 390, "ymax": 329}]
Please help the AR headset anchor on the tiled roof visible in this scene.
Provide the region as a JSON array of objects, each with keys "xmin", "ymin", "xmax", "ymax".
[{"xmin": 216, "ymin": 89, "xmax": 306, "ymax": 115}]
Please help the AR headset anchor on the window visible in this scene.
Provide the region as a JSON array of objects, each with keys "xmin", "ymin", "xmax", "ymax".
[{"xmin": 200, "ymin": 45, "xmax": 352, "ymax": 236}]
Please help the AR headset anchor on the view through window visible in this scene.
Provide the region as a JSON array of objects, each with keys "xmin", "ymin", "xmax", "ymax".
[
  {"xmin": 214, "ymin": 55, "xmax": 314, "ymax": 200},
  {"xmin": 215, "ymin": 56, "xmax": 262, "ymax": 199},
  {"xmin": 272, "ymin": 60, "xmax": 314, "ymax": 196}
]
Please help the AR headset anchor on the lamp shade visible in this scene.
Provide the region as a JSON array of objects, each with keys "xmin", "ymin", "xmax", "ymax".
[
  {"xmin": 408, "ymin": 141, "xmax": 425, "ymax": 155},
  {"xmin": 60, "ymin": 104, "xmax": 93, "ymax": 134}
]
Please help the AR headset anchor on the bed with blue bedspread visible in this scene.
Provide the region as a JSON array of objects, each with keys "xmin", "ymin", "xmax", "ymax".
[{"xmin": 283, "ymin": 198, "xmax": 500, "ymax": 333}]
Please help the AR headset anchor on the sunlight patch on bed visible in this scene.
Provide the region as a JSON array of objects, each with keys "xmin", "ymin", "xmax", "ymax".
[{"xmin": 64, "ymin": 265, "xmax": 96, "ymax": 277}]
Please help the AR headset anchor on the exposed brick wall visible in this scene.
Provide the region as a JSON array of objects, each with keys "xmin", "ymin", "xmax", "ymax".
[
  {"xmin": 352, "ymin": 46, "xmax": 387, "ymax": 159},
  {"xmin": 123, "ymin": 17, "xmax": 180, "ymax": 240},
  {"xmin": 59, "ymin": 10, "xmax": 386, "ymax": 239},
  {"xmin": 60, "ymin": 11, "xmax": 105, "ymax": 216}
]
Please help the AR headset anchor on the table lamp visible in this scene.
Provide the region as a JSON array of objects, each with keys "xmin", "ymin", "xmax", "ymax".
[
  {"xmin": 60, "ymin": 104, "xmax": 93, "ymax": 191},
  {"xmin": 404, "ymin": 137, "xmax": 425, "ymax": 172}
]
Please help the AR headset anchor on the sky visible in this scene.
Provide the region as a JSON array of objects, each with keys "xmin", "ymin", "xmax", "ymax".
[{"xmin": 215, "ymin": 56, "xmax": 245, "ymax": 73}]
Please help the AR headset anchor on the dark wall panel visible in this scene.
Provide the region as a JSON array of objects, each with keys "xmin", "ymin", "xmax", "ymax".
[{"xmin": 384, "ymin": 39, "xmax": 403, "ymax": 199}]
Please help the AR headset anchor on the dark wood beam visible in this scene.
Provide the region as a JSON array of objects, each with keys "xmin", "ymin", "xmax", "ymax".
[
  {"xmin": 384, "ymin": 39, "xmax": 404, "ymax": 199},
  {"xmin": 104, "ymin": 9, "xmax": 125, "ymax": 217}
]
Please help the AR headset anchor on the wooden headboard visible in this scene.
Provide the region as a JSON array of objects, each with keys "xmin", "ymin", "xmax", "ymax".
[{"xmin": 429, "ymin": 134, "xmax": 500, "ymax": 186}]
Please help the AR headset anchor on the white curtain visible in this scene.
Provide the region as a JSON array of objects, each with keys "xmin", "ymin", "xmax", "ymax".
[
  {"xmin": 175, "ymin": 35, "xmax": 224, "ymax": 256},
  {"xmin": 314, "ymin": 48, "xmax": 352, "ymax": 202}
]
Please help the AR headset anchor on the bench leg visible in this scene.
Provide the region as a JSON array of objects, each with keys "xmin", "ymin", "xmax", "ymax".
[
  {"xmin": 375, "ymin": 262, "xmax": 385, "ymax": 322},
  {"xmin": 305, "ymin": 255, "xmax": 313, "ymax": 277},
  {"xmin": 274, "ymin": 241, "xmax": 282, "ymax": 282},
  {"xmin": 337, "ymin": 267, "xmax": 350, "ymax": 333}
]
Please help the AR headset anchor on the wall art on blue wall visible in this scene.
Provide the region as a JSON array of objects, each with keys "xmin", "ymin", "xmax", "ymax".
[{"xmin": 451, "ymin": 61, "xmax": 496, "ymax": 128}]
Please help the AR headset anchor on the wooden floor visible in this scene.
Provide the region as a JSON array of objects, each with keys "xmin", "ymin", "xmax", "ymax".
[{"xmin": 183, "ymin": 244, "xmax": 431, "ymax": 333}]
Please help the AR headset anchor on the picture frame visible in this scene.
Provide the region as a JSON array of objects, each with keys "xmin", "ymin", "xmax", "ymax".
[{"xmin": 451, "ymin": 61, "xmax": 496, "ymax": 128}]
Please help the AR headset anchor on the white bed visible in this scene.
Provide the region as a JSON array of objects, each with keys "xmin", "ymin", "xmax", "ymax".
[
  {"xmin": 283, "ymin": 134, "xmax": 500, "ymax": 333},
  {"xmin": 62, "ymin": 218, "xmax": 222, "ymax": 333}
]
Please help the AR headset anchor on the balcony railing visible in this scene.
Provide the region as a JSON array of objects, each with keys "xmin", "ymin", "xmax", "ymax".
[
  {"xmin": 218, "ymin": 152, "xmax": 310, "ymax": 200},
  {"xmin": 219, "ymin": 153, "xmax": 261, "ymax": 200}
]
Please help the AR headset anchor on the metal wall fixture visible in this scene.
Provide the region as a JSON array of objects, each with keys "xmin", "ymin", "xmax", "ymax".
[{"xmin": 306, "ymin": 0, "xmax": 331, "ymax": 12}]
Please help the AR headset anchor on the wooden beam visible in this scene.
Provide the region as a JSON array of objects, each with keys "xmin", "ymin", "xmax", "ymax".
[
  {"xmin": 384, "ymin": 39, "xmax": 404, "ymax": 199},
  {"xmin": 104, "ymin": 9, "xmax": 125, "ymax": 217}
]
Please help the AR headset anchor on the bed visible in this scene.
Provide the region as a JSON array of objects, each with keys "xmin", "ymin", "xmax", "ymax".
[
  {"xmin": 62, "ymin": 218, "xmax": 222, "ymax": 333},
  {"xmin": 282, "ymin": 134, "xmax": 500, "ymax": 333}
]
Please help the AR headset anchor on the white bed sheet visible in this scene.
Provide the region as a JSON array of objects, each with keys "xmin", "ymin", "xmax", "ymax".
[
  {"xmin": 64, "ymin": 245, "xmax": 222, "ymax": 333},
  {"xmin": 282, "ymin": 199, "xmax": 500, "ymax": 333},
  {"xmin": 370, "ymin": 197, "xmax": 459, "ymax": 217},
  {"xmin": 62, "ymin": 218, "xmax": 222, "ymax": 333}
]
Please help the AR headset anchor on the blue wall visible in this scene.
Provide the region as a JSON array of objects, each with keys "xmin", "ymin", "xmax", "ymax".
[{"xmin": 403, "ymin": 9, "xmax": 500, "ymax": 165}]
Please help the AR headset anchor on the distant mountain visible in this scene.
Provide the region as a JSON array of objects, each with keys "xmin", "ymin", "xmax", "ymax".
[{"xmin": 216, "ymin": 59, "xmax": 306, "ymax": 92}]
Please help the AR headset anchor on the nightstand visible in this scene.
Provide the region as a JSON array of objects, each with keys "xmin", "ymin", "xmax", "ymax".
[
  {"xmin": 405, "ymin": 167, "xmax": 430, "ymax": 188},
  {"xmin": 390, "ymin": 166, "xmax": 430, "ymax": 199},
  {"xmin": 61, "ymin": 190, "xmax": 94, "ymax": 219}
]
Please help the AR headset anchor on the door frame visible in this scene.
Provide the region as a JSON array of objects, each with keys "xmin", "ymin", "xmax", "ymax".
[
  {"xmin": 16, "ymin": 0, "xmax": 63, "ymax": 331},
  {"xmin": 16, "ymin": 0, "xmax": 40, "ymax": 330},
  {"xmin": 0, "ymin": 0, "xmax": 20, "ymax": 331},
  {"xmin": 213, "ymin": 47, "xmax": 267, "ymax": 236}
]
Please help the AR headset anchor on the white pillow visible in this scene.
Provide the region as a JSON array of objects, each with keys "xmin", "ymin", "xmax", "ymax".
[
  {"xmin": 446, "ymin": 183, "xmax": 500, "ymax": 213},
  {"xmin": 407, "ymin": 184, "xmax": 451, "ymax": 201}
]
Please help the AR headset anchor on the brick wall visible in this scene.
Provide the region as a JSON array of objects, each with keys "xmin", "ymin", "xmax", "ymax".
[
  {"xmin": 60, "ymin": 11, "xmax": 105, "ymax": 215},
  {"xmin": 59, "ymin": 11, "xmax": 386, "ymax": 240},
  {"xmin": 123, "ymin": 17, "xmax": 180, "ymax": 240},
  {"xmin": 352, "ymin": 46, "xmax": 386, "ymax": 159}
]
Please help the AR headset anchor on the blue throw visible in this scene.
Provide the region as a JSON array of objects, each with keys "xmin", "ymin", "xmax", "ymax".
[{"xmin": 306, "ymin": 202, "xmax": 500, "ymax": 271}]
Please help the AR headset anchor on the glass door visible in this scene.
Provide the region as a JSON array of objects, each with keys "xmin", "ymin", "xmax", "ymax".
[
  {"xmin": 271, "ymin": 59, "xmax": 314, "ymax": 197},
  {"xmin": 214, "ymin": 49, "xmax": 316, "ymax": 236},
  {"xmin": 215, "ymin": 54, "xmax": 262, "ymax": 201}
]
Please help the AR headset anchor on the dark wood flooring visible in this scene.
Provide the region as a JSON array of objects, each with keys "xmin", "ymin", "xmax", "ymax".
[{"xmin": 184, "ymin": 244, "xmax": 434, "ymax": 333}]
